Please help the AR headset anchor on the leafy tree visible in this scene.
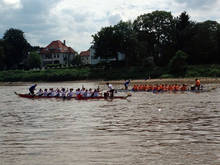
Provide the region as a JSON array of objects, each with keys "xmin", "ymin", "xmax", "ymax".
[
  {"xmin": 92, "ymin": 26, "xmax": 117, "ymax": 60},
  {"xmin": 72, "ymin": 55, "xmax": 82, "ymax": 66},
  {"xmin": 3, "ymin": 28, "xmax": 31, "ymax": 69},
  {"xmin": 0, "ymin": 39, "xmax": 6, "ymax": 70},
  {"xmin": 169, "ymin": 50, "xmax": 188, "ymax": 76},
  {"xmin": 92, "ymin": 21, "xmax": 138, "ymax": 66},
  {"xmin": 174, "ymin": 11, "xmax": 195, "ymax": 53},
  {"xmin": 189, "ymin": 21, "xmax": 219, "ymax": 64},
  {"xmin": 113, "ymin": 21, "xmax": 138, "ymax": 65},
  {"xmin": 133, "ymin": 10, "xmax": 176, "ymax": 66},
  {"xmin": 26, "ymin": 51, "xmax": 41, "ymax": 69},
  {"xmin": 217, "ymin": 25, "xmax": 220, "ymax": 62}
]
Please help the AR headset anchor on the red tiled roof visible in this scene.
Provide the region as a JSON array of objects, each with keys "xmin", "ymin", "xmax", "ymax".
[
  {"xmin": 40, "ymin": 40, "xmax": 76, "ymax": 54},
  {"xmin": 80, "ymin": 50, "xmax": 90, "ymax": 56}
]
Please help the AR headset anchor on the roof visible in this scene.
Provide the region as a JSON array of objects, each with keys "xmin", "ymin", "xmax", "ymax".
[
  {"xmin": 79, "ymin": 50, "xmax": 90, "ymax": 57},
  {"xmin": 40, "ymin": 40, "xmax": 76, "ymax": 54}
]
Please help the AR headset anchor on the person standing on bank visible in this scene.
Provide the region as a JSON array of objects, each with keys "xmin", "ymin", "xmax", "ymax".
[{"xmin": 106, "ymin": 83, "xmax": 114, "ymax": 98}]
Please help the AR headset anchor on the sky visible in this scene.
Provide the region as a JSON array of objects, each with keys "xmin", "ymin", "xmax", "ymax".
[{"xmin": 0, "ymin": 0, "xmax": 220, "ymax": 52}]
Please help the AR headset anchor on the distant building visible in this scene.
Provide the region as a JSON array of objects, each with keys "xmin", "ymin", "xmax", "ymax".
[
  {"xmin": 79, "ymin": 47, "xmax": 125, "ymax": 65},
  {"xmin": 79, "ymin": 50, "xmax": 90, "ymax": 65},
  {"xmin": 40, "ymin": 40, "xmax": 77, "ymax": 67}
]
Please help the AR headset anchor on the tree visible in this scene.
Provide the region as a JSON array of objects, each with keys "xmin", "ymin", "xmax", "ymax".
[
  {"xmin": 0, "ymin": 39, "xmax": 6, "ymax": 70},
  {"xmin": 133, "ymin": 10, "xmax": 176, "ymax": 66},
  {"xmin": 92, "ymin": 26, "xmax": 117, "ymax": 60},
  {"xmin": 3, "ymin": 28, "xmax": 31, "ymax": 69},
  {"xmin": 26, "ymin": 51, "xmax": 41, "ymax": 69},
  {"xmin": 189, "ymin": 21, "xmax": 219, "ymax": 64},
  {"xmin": 92, "ymin": 21, "xmax": 139, "ymax": 66},
  {"xmin": 72, "ymin": 55, "xmax": 82, "ymax": 66},
  {"xmin": 169, "ymin": 50, "xmax": 188, "ymax": 76},
  {"xmin": 113, "ymin": 21, "xmax": 138, "ymax": 65},
  {"xmin": 217, "ymin": 24, "xmax": 220, "ymax": 62},
  {"xmin": 174, "ymin": 11, "xmax": 195, "ymax": 52}
]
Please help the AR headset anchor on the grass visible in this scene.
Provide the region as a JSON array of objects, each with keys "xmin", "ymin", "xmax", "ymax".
[{"xmin": 0, "ymin": 64, "xmax": 219, "ymax": 82}]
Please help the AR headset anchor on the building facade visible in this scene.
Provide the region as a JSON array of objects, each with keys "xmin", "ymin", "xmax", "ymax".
[
  {"xmin": 79, "ymin": 50, "xmax": 90, "ymax": 65},
  {"xmin": 80, "ymin": 47, "xmax": 125, "ymax": 65},
  {"xmin": 40, "ymin": 40, "xmax": 76, "ymax": 67}
]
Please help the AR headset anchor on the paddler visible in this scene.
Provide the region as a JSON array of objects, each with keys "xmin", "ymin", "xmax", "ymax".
[
  {"xmin": 67, "ymin": 88, "xmax": 74, "ymax": 97},
  {"xmin": 106, "ymin": 82, "xmax": 114, "ymax": 98},
  {"xmin": 124, "ymin": 80, "xmax": 130, "ymax": 90},
  {"xmin": 195, "ymin": 78, "xmax": 201, "ymax": 90},
  {"xmin": 29, "ymin": 84, "xmax": 37, "ymax": 95}
]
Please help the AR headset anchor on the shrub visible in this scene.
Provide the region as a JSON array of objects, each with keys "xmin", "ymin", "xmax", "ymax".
[{"xmin": 169, "ymin": 50, "xmax": 188, "ymax": 76}]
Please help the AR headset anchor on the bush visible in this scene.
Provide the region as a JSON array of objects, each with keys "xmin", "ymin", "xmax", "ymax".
[
  {"xmin": 169, "ymin": 50, "xmax": 188, "ymax": 76},
  {"xmin": 160, "ymin": 74, "xmax": 174, "ymax": 78}
]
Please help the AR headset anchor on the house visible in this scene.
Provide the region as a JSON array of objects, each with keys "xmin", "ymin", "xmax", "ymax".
[
  {"xmin": 79, "ymin": 48, "xmax": 100, "ymax": 65},
  {"xmin": 79, "ymin": 50, "xmax": 90, "ymax": 65},
  {"xmin": 80, "ymin": 47, "xmax": 125, "ymax": 65},
  {"xmin": 40, "ymin": 40, "xmax": 77, "ymax": 67}
]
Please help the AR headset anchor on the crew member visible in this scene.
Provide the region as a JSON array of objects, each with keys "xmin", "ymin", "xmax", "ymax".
[
  {"xmin": 124, "ymin": 80, "xmax": 130, "ymax": 90},
  {"xmin": 106, "ymin": 82, "xmax": 114, "ymax": 98},
  {"xmin": 29, "ymin": 84, "xmax": 37, "ymax": 95},
  {"xmin": 195, "ymin": 78, "xmax": 201, "ymax": 90}
]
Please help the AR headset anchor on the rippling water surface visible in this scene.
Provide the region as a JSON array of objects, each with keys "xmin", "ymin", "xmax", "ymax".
[{"xmin": 0, "ymin": 82, "xmax": 220, "ymax": 165}]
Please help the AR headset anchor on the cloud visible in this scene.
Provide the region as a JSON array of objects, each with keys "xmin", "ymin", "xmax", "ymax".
[
  {"xmin": 1, "ymin": 0, "xmax": 22, "ymax": 9},
  {"xmin": 0, "ymin": 0, "xmax": 220, "ymax": 52},
  {"xmin": 174, "ymin": 0, "xmax": 218, "ymax": 9}
]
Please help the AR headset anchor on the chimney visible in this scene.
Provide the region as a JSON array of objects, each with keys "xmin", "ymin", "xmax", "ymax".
[{"xmin": 63, "ymin": 40, "xmax": 66, "ymax": 45}]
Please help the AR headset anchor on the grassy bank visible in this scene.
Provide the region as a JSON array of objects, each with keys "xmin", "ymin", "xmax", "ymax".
[{"xmin": 0, "ymin": 65, "xmax": 220, "ymax": 82}]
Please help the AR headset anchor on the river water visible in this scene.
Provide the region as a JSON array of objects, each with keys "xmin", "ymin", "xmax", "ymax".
[{"xmin": 0, "ymin": 82, "xmax": 220, "ymax": 165}]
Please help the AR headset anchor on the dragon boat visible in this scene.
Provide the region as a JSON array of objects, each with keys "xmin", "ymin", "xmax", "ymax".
[
  {"xmin": 115, "ymin": 87, "xmax": 217, "ymax": 93},
  {"xmin": 15, "ymin": 92, "xmax": 131, "ymax": 100}
]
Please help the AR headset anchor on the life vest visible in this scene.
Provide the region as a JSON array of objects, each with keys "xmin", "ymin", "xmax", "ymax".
[
  {"xmin": 133, "ymin": 85, "xmax": 137, "ymax": 91},
  {"xmin": 168, "ymin": 85, "xmax": 173, "ymax": 91},
  {"xmin": 196, "ymin": 80, "xmax": 200, "ymax": 86},
  {"xmin": 181, "ymin": 85, "xmax": 187, "ymax": 91},
  {"xmin": 174, "ymin": 85, "xmax": 180, "ymax": 91}
]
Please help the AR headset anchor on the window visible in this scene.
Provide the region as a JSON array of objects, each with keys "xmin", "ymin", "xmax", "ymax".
[{"xmin": 45, "ymin": 54, "xmax": 52, "ymax": 59}]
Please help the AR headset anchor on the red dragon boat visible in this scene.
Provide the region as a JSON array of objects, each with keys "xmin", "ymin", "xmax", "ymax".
[{"xmin": 15, "ymin": 92, "xmax": 131, "ymax": 100}]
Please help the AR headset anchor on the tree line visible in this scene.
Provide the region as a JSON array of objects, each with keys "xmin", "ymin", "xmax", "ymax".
[
  {"xmin": 1, "ymin": 10, "xmax": 220, "ymax": 72},
  {"xmin": 0, "ymin": 28, "xmax": 42, "ymax": 70},
  {"xmin": 92, "ymin": 11, "xmax": 220, "ymax": 70}
]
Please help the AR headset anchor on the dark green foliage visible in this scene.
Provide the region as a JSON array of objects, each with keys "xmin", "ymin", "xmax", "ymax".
[
  {"xmin": 72, "ymin": 55, "xmax": 82, "ymax": 66},
  {"xmin": 133, "ymin": 10, "xmax": 176, "ymax": 66},
  {"xmin": 0, "ymin": 64, "xmax": 220, "ymax": 82},
  {"xmin": 188, "ymin": 21, "xmax": 219, "ymax": 64},
  {"xmin": 1, "ymin": 10, "xmax": 220, "ymax": 80},
  {"xmin": 169, "ymin": 50, "xmax": 188, "ymax": 76},
  {"xmin": 26, "ymin": 52, "xmax": 41, "ymax": 69},
  {"xmin": 3, "ymin": 28, "xmax": 31, "ymax": 69},
  {"xmin": 174, "ymin": 11, "xmax": 195, "ymax": 54},
  {"xmin": 0, "ymin": 39, "xmax": 6, "ymax": 70},
  {"xmin": 186, "ymin": 65, "xmax": 220, "ymax": 77}
]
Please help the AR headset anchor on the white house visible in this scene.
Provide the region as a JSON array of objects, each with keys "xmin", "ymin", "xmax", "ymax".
[
  {"xmin": 80, "ymin": 47, "xmax": 125, "ymax": 65},
  {"xmin": 40, "ymin": 40, "xmax": 77, "ymax": 67}
]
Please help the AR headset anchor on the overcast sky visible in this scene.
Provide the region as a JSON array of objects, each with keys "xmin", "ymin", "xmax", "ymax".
[{"xmin": 0, "ymin": 0, "xmax": 220, "ymax": 52}]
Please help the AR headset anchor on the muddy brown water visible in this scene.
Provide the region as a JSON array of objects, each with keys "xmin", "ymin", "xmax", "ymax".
[{"xmin": 0, "ymin": 82, "xmax": 220, "ymax": 165}]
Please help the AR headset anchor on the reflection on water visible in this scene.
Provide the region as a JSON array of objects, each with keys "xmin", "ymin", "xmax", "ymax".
[{"xmin": 0, "ymin": 82, "xmax": 220, "ymax": 165}]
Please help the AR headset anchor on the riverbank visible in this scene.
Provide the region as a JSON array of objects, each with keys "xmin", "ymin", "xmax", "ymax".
[
  {"xmin": 1, "ymin": 77, "xmax": 220, "ymax": 87},
  {"xmin": 0, "ymin": 65, "xmax": 220, "ymax": 83}
]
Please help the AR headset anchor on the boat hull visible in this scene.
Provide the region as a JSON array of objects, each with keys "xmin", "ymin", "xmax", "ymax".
[{"xmin": 15, "ymin": 92, "xmax": 130, "ymax": 100}]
